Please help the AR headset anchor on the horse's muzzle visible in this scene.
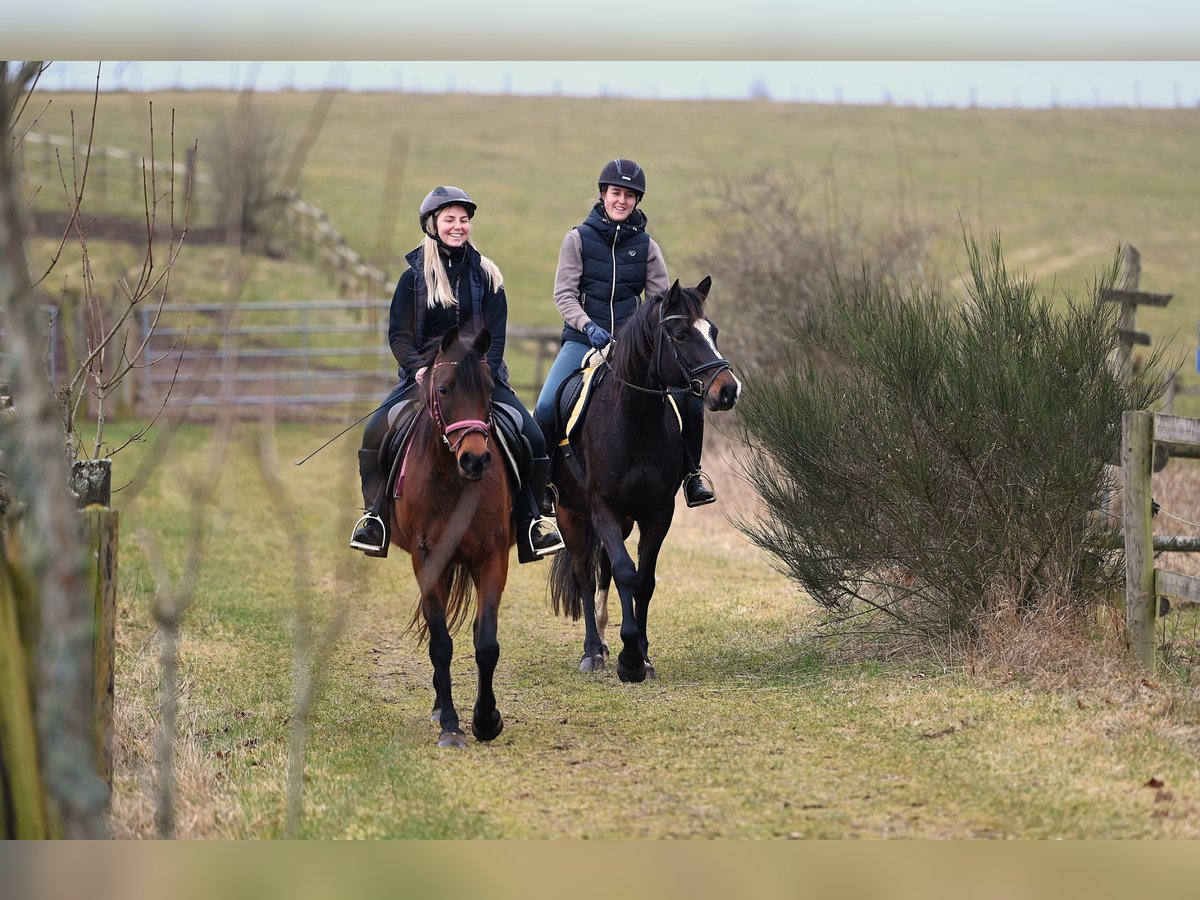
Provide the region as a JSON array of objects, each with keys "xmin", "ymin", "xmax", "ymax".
[
  {"xmin": 458, "ymin": 449, "xmax": 492, "ymax": 481},
  {"xmin": 705, "ymin": 370, "xmax": 742, "ymax": 411}
]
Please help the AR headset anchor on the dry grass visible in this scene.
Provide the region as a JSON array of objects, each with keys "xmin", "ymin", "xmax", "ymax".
[{"xmin": 107, "ymin": 628, "xmax": 246, "ymax": 839}]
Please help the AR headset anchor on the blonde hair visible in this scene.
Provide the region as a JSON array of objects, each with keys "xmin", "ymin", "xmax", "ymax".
[{"xmin": 420, "ymin": 234, "xmax": 503, "ymax": 309}]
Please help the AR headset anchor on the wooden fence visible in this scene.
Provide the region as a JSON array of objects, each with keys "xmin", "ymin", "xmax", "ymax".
[
  {"xmin": 136, "ymin": 299, "xmax": 559, "ymax": 414},
  {"xmin": 1121, "ymin": 410, "xmax": 1200, "ymax": 672}
]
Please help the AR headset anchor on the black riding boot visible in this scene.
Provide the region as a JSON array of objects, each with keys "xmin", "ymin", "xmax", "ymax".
[
  {"xmin": 682, "ymin": 395, "xmax": 716, "ymax": 507},
  {"xmin": 517, "ymin": 456, "xmax": 564, "ymax": 564},
  {"xmin": 350, "ymin": 448, "xmax": 389, "ymax": 557},
  {"xmin": 537, "ymin": 419, "xmax": 560, "ymax": 515}
]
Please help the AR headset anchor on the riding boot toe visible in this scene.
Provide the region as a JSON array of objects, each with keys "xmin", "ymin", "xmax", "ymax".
[
  {"xmin": 350, "ymin": 514, "xmax": 388, "ymax": 555},
  {"xmin": 532, "ymin": 518, "xmax": 564, "ymax": 554},
  {"xmin": 683, "ymin": 472, "xmax": 716, "ymax": 508}
]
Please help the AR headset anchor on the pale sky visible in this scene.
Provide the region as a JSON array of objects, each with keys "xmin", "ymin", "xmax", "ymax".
[
  {"xmin": 36, "ymin": 61, "xmax": 1200, "ymax": 109},
  {"xmin": 7, "ymin": 2, "xmax": 1199, "ymax": 66}
]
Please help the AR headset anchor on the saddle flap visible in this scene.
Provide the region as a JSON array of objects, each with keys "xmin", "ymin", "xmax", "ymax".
[
  {"xmin": 555, "ymin": 356, "xmax": 609, "ymax": 446},
  {"xmin": 492, "ymin": 401, "xmax": 531, "ymax": 488}
]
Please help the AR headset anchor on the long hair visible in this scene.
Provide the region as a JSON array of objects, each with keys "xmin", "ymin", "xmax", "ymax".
[{"xmin": 420, "ymin": 235, "xmax": 504, "ymax": 310}]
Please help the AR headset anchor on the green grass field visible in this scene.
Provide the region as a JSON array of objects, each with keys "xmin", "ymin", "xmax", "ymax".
[
  {"xmin": 19, "ymin": 86, "xmax": 1200, "ymax": 837},
  {"xmin": 103, "ymin": 420, "xmax": 1200, "ymax": 838}
]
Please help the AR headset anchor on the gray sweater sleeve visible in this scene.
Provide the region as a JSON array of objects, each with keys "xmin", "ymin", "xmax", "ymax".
[
  {"xmin": 552, "ymin": 229, "xmax": 592, "ymax": 332},
  {"xmin": 646, "ymin": 236, "xmax": 670, "ymax": 299}
]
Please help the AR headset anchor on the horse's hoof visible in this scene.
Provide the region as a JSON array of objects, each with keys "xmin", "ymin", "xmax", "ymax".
[
  {"xmin": 644, "ymin": 659, "xmax": 657, "ymax": 680},
  {"xmin": 473, "ymin": 710, "xmax": 504, "ymax": 742},
  {"xmin": 579, "ymin": 654, "xmax": 606, "ymax": 673},
  {"xmin": 617, "ymin": 658, "xmax": 647, "ymax": 683},
  {"xmin": 437, "ymin": 729, "xmax": 468, "ymax": 749}
]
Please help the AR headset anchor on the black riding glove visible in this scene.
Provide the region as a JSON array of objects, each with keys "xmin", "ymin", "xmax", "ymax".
[{"xmin": 583, "ymin": 321, "xmax": 613, "ymax": 350}]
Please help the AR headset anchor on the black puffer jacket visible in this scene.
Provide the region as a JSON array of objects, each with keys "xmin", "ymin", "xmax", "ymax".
[{"xmin": 388, "ymin": 243, "xmax": 510, "ymax": 387}]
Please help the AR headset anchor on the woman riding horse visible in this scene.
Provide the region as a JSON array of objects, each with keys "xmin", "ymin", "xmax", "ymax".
[
  {"xmin": 534, "ymin": 158, "xmax": 716, "ymax": 510},
  {"xmin": 350, "ymin": 186, "xmax": 563, "ymax": 564}
]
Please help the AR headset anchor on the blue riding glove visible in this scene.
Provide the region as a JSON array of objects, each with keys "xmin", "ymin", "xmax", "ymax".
[{"xmin": 583, "ymin": 321, "xmax": 613, "ymax": 350}]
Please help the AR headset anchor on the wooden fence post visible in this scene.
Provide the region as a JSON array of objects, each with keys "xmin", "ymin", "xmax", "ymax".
[
  {"xmin": 71, "ymin": 459, "xmax": 116, "ymax": 789},
  {"xmin": 1122, "ymin": 410, "xmax": 1156, "ymax": 671}
]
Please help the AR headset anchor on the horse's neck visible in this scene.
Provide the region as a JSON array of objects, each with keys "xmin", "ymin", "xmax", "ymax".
[{"xmin": 607, "ymin": 374, "xmax": 673, "ymax": 437}]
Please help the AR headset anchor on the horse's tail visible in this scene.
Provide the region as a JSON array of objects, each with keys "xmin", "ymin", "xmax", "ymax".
[
  {"xmin": 549, "ymin": 549, "xmax": 580, "ymax": 621},
  {"xmin": 549, "ymin": 529, "xmax": 605, "ymax": 621},
  {"xmin": 405, "ymin": 562, "xmax": 475, "ymax": 642}
]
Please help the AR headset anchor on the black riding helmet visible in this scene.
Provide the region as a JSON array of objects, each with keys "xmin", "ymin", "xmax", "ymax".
[
  {"xmin": 597, "ymin": 158, "xmax": 646, "ymax": 201},
  {"xmin": 419, "ymin": 185, "xmax": 477, "ymax": 236}
]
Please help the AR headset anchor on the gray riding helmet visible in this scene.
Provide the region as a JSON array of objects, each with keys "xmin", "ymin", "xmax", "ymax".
[{"xmin": 419, "ymin": 186, "xmax": 477, "ymax": 235}]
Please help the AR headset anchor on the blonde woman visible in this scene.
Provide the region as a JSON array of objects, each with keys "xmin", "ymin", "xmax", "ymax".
[{"xmin": 350, "ymin": 186, "xmax": 564, "ymax": 563}]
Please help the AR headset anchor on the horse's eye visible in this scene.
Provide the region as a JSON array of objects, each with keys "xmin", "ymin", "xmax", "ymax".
[
  {"xmin": 673, "ymin": 328, "xmax": 690, "ymax": 342},
  {"xmin": 438, "ymin": 384, "xmax": 449, "ymax": 396}
]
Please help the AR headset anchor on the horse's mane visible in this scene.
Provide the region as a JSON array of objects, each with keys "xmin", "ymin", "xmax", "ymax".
[{"xmin": 609, "ymin": 284, "xmax": 706, "ymax": 384}]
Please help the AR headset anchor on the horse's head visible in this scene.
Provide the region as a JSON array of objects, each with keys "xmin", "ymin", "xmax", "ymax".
[
  {"xmin": 427, "ymin": 327, "xmax": 495, "ymax": 481},
  {"xmin": 653, "ymin": 276, "xmax": 742, "ymax": 412}
]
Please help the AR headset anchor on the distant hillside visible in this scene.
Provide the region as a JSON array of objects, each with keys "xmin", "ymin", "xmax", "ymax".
[{"xmin": 21, "ymin": 89, "xmax": 1199, "ymax": 392}]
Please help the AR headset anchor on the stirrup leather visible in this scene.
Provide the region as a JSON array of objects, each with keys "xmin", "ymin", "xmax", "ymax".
[{"xmin": 349, "ymin": 512, "xmax": 387, "ymax": 551}]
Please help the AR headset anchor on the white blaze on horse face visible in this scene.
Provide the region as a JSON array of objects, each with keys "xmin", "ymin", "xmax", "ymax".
[
  {"xmin": 695, "ymin": 318, "xmax": 743, "ymax": 398},
  {"xmin": 694, "ymin": 318, "xmax": 719, "ymax": 356}
]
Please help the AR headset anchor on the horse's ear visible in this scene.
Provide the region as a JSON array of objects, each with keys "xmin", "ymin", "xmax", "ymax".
[
  {"xmin": 696, "ymin": 276, "xmax": 712, "ymax": 298},
  {"xmin": 472, "ymin": 328, "xmax": 492, "ymax": 357},
  {"xmin": 441, "ymin": 326, "xmax": 460, "ymax": 351},
  {"xmin": 662, "ymin": 279, "xmax": 681, "ymax": 304}
]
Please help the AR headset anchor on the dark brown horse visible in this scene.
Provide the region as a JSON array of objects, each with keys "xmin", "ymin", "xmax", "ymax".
[
  {"xmin": 548, "ymin": 277, "xmax": 742, "ymax": 682},
  {"xmin": 392, "ymin": 327, "xmax": 512, "ymax": 748}
]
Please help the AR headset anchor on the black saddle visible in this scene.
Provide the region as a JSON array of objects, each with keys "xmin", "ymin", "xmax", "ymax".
[{"xmin": 378, "ymin": 397, "xmax": 534, "ymax": 500}]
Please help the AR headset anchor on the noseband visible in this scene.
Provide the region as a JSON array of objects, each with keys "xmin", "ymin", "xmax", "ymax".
[{"xmin": 426, "ymin": 360, "xmax": 492, "ymax": 453}]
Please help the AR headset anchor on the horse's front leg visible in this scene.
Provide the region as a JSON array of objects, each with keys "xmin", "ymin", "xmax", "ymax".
[
  {"xmin": 633, "ymin": 510, "xmax": 673, "ymax": 680},
  {"xmin": 471, "ymin": 555, "xmax": 506, "ymax": 742},
  {"xmin": 591, "ymin": 506, "xmax": 645, "ymax": 683},
  {"xmin": 423, "ymin": 574, "xmax": 466, "ymax": 749}
]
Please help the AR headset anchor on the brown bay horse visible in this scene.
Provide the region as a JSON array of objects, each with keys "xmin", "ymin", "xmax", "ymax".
[{"xmin": 391, "ymin": 327, "xmax": 512, "ymax": 748}]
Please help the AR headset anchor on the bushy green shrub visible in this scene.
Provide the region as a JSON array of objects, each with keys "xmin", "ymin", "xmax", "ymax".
[{"xmin": 735, "ymin": 234, "xmax": 1169, "ymax": 642}]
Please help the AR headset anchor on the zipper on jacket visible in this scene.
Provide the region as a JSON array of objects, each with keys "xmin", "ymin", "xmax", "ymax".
[{"xmin": 608, "ymin": 224, "xmax": 619, "ymax": 331}]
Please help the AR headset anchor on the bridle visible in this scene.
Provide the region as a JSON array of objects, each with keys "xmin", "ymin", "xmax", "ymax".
[
  {"xmin": 426, "ymin": 360, "xmax": 492, "ymax": 453},
  {"xmin": 617, "ymin": 309, "xmax": 733, "ymax": 400}
]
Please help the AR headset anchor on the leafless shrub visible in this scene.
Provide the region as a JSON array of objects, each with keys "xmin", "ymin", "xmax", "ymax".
[
  {"xmin": 691, "ymin": 164, "xmax": 938, "ymax": 378},
  {"xmin": 205, "ymin": 97, "xmax": 289, "ymax": 248}
]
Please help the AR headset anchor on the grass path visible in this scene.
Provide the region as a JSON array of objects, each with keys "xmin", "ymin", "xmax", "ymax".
[{"xmin": 108, "ymin": 422, "xmax": 1200, "ymax": 838}]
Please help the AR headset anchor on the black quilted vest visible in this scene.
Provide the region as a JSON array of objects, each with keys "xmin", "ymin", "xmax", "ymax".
[{"xmin": 562, "ymin": 203, "xmax": 650, "ymax": 346}]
